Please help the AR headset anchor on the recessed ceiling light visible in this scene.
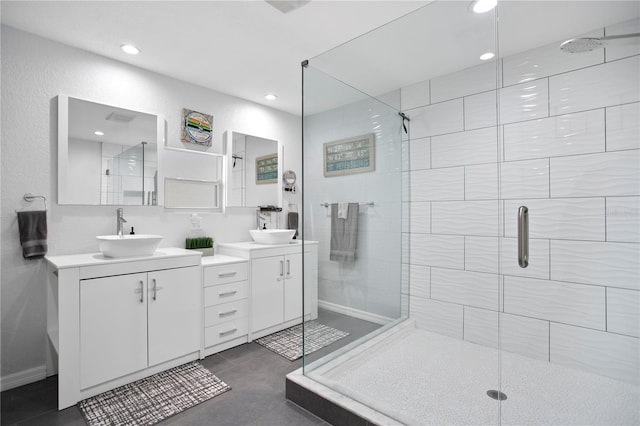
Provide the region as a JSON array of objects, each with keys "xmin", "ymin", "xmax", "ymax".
[
  {"xmin": 94, "ymin": 131, "xmax": 104, "ymax": 136},
  {"xmin": 480, "ymin": 52, "xmax": 495, "ymax": 60},
  {"xmin": 265, "ymin": 0, "xmax": 311, "ymax": 14},
  {"xmin": 120, "ymin": 44, "xmax": 140, "ymax": 55},
  {"xmin": 265, "ymin": 94, "xmax": 277, "ymax": 101},
  {"xmin": 470, "ymin": 0, "xmax": 497, "ymax": 14}
]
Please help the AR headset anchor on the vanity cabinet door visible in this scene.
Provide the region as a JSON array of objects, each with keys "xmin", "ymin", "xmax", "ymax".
[
  {"xmin": 283, "ymin": 253, "xmax": 303, "ymax": 322},
  {"xmin": 80, "ymin": 273, "xmax": 148, "ymax": 389},
  {"xmin": 147, "ymin": 266, "xmax": 200, "ymax": 367},
  {"xmin": 251, "ymin": 256, "xmax": 285, "ymax": 332}
]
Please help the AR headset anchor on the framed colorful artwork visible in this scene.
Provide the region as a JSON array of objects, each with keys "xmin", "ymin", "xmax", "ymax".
[{"xmin": 181, "ymin": 108, "xmax": 213, "ymax": 147}]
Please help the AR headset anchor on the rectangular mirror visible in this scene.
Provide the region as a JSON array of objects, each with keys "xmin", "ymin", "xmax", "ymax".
[
  {"xmin": 224, "ymin": 130, "xmax": 282, "ymax": 208},
  {"xmin": 58, "ymin": 95, "xmax": 164, "ymax": 205}
]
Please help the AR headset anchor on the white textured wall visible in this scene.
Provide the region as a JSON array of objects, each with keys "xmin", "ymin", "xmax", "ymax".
[
  {"xmin": 0, "ymin": 25, "xmax": 301, "ymax": 386},
  {"xmin": 403, "ymin": 19, "xmax": 640, "ymax": 384}
]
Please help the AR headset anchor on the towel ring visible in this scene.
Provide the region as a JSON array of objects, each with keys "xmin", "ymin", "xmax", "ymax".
[{"xmin": 23, "ymin": 193, "xmax": 48, "ymax": 211}]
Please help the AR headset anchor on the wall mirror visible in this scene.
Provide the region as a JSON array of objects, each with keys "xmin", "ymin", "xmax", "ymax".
[
  {"xmin": 224, "ymin": 130, "xmax": 282, "ymax": 208},
  {"xmin": 58, "ymin": 95, "xmax": 164, "ymax": 205}
]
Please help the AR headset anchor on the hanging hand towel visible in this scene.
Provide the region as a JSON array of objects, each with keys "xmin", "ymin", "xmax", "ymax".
[
  {"xmin": 287, "ymin": 211, "xmax": 299, "ymax": 238},
  {"xmin": 17, "ymin": 210, "xmax": 48, "ymax": 259},
  {"xmin": 330, "ymin": 203, "xmax": 359, "ymax": 263},
  {"xmin": 337, "ymin": 202, "xmax": 349, "ymax": 220}
]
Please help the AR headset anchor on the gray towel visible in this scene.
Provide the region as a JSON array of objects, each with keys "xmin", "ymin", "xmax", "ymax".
[
  {"xmin": 330, "ymin": 203, "xmax": 359, "ymax": 263},
  {"xmin": 287, "ymin": 212, "xmax": 299, "ymax": 238},
  {"xmin": 17, "ymin": 210, "xmax": 48, "ymax": 259}
]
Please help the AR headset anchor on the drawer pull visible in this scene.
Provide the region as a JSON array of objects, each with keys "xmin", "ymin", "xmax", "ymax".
[
  {"xmin": 218, "ymin": 272, "xmax": 237, "ymax": 278},
  {"xmin": 219, "ymin": 328, "xmax": 238, "ymax": 337},
  {"xmin": 219, "ymin": 309, "xmax": 238, "ymax": 317},
  {"xmin": 219, "ymin": 290, "xmax": 237, "ymax": 297}
]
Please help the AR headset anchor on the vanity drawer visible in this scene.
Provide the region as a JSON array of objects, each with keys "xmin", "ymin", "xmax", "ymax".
[
  {"xmin": 204, "ymin": 281, "xmax": 248, "ymax": 306},
  {"xmin": 205, "ymin": 319, "xmax": 248, "ymax": 347},
  {"xmin": 204, "ymin": 299, "xmax": 248, "ymax": 327},
  {"xmin": 203, "ymin": 262, "xmax": 248, "ymax": 287}
]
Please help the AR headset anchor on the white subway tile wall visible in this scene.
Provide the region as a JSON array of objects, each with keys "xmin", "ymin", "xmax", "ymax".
[
  {"xmin": 607, "ymin": 287, "xmax": 640, "ymax": 338},
  {"xmin": 463, "ymin": 307, "xmax": 499, "ymax": 348},
  {"xmin": 431, "ymin": 127, "xmax": 498, "ymax": 168},
  {"xmin": 464, "ymin": 90, "xmax": 498, "ymax": 131},
  {"xmin": 503, "ymin": 109, "xmax": 606, "ymax": 161},
  {"xmin": 548, "ymin": 56, "xmax": 640, "ymax": 116},
  {"xmin": 550, "ymin": 323, "xmax": 639, "ymax": 384},
  {"xmin": 499, "ymin": 79, "xmax": 550, "ymax": 124},
  {"xmin": 500, "ymin": 313, "xmax": 550, "ymax": 362},
  {"xmin": 504, "ymin": 276, "xmax": 606, "ymax": 330},
  {"xmin": 402, "ymin": 20, "xmax": 639, "ymax": 382},
  {"xmin": 606, "ymin": 102, "xmax": 640, "ymax": 151},
  {"xmin": 409, "ymin": 99, "xmax": 464, "ymax": 138},
  {"xmin": 606, "ymin": 197, "xmax": 640, "ymax": 243}
]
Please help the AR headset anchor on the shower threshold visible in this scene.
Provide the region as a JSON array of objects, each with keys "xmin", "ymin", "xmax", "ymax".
[{"xmin": 286, "ymin": 320, "xmax": 639, "ymax": 425}]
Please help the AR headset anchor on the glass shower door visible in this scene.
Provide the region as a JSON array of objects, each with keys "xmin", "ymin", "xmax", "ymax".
[{"xmin": 301, "ymin": 2, "xmax": 505, "ymax": 424}]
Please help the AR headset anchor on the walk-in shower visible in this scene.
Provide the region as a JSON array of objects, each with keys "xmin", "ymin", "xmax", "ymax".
[{"xmin": 290, "ymin": 1, "xmax": 639, "ymax": 424}]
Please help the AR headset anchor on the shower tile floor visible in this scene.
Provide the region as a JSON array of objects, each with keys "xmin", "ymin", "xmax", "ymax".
[{"xmin": 312, "ymin": 323, "xmax": 639, "ymax": 425}]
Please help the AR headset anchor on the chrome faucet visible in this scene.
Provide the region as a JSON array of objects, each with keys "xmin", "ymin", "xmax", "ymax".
[
  {"xmin": 256, "ymin": 210, "xmax": 267, "ymax": 230},
  {"xmin": 116, "ymin": 208, "xmax": 127, "ymax": 236}
]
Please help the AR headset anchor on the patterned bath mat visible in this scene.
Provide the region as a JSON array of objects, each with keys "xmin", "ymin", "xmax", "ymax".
[
  {"xmin": 255, "ymin": 320, "xmax": 349, "ymax": 361},
  {"xmin": 78, "ymin": 362, "xmax": 230, "ymax": 426}
]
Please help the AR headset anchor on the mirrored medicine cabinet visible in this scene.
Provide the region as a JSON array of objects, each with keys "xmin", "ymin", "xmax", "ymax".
[
  {"xmin": 58, "ymin": 95, "xmax": 164, "ymax": 206},
  {"xmin": 224, "ymin": 130, "xmax": 282, "ymax": 208}
]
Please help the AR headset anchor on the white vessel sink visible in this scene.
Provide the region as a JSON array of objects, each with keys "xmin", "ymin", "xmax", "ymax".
[
  {"xmin": 249, "ymin": 229, "xmax": 295, "ymax": 245},
  {"xmin": 96, "ymin": 234, "xmax": 163, "ymax": 258}
]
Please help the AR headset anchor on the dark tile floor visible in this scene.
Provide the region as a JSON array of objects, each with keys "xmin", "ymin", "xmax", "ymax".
[{"xmin": 1, "ymin": 309, "xmax": 381, "ymax": 426}]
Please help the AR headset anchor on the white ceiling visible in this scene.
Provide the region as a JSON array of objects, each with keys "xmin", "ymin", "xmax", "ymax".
[{"xmin": 1, "ymin": 1, "xmax": 638, "ymax": 116}]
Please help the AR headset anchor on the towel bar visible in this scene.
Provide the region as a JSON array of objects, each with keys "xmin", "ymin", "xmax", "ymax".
[
  {"xmin": 22, "ymin": 193, "xmax": 48, "ymax": 211},
  {"xmin": 321, "ymin": 202, "xmax": 374, "ymax": 208}
]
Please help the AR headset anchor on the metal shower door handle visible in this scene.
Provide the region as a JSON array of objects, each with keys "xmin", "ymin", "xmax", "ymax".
[{"xmin": 518, "ymin": 206, "xmax": 529, "ymax": 268}]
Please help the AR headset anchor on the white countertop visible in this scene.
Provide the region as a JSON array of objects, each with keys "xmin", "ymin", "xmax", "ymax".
[
  {"xmin": 200, "ymin": 254, "xmax": 247, "ymax": 266},
  {"xmin": 217, "ymin": 240, "xmax": 317, "ymax": 251},
  {"xmin": 45, "ymin": 247, "xmax": 200, "ymax": 269}
]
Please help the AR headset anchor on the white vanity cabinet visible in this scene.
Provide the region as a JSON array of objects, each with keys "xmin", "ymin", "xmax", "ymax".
[
  {"xmin": 217, "ymin": 241, "xmax": 318, "ymax": 340},
  {"xmin": 80, "ymin": 267, "xmax": 200, "ymax": 389},
  {"xmin": 46, "ymin": 248, "xmax": 201, "ymax": 410},
  {"xmin": 201, "ymin": 255, "xmax": 250, "ymax": 357}
]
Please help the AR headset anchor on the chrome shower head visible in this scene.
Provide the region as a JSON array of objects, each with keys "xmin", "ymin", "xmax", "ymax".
[
  {"xmin": 560, "ymin": 32, "xmax": 640, "ymax": 53},
  {"xmin": 560, "ymin": 37, "xmax": 604, "ymax": 53}
]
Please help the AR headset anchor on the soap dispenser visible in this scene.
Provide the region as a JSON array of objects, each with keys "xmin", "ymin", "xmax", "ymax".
[
  {"xmin": 129, "ymin": 227, "xmax": 135, "ymax": 235},
  {"xmin": 262, "ymin": 223, "xmax": 267, "ymax": 230}
]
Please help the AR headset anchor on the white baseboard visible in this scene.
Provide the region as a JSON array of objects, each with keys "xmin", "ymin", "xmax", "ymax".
[
  {"xmin": 318, "ymin": 300, "xmax": 393, "ymax": 325},
  {"xmin": 1, "ymin": 365, "xmax": 47, "ymax": 391}
]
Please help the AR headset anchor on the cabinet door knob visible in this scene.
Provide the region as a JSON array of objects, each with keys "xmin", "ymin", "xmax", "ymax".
[
  {"xmin": 219, "ymin": 309, "xmax": 237, "ymax": 318},
  {"xmin": 219, "ymin": 290, "xmax": 237, "ymax": 297},
  {"xmin": 280, "ymin": 260, "xmax": 284, "ymax": 277},
  {"xmin": 138, "ymin": 280, "xmax": 144, "ymax": 303},
  {"xmin": 286, "ymin": 259, "xmax": 291, "ymax": 276}
]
